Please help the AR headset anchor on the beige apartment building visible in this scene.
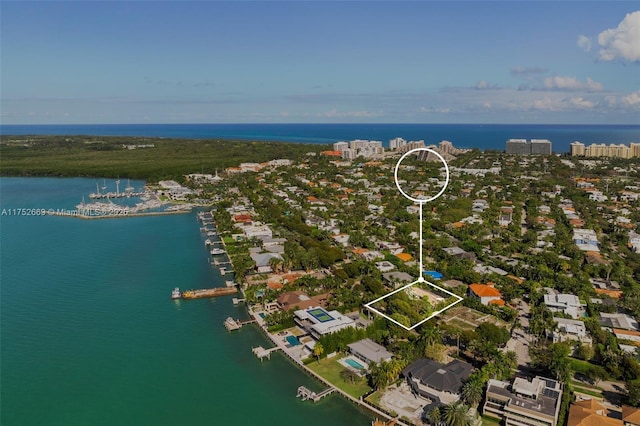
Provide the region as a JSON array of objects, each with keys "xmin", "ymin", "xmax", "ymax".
[{"xmin": 570, "ymin": 141, "xmax": 639, "ymax": 158}]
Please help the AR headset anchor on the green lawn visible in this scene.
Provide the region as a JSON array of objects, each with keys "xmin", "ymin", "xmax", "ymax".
[
  {"xmin": 481, "ymin": 414, "xmax": 502, "ymax": 426},
  {"xmin": 365, "ymin": 390, "xmax": 383, "ymax": 407},
  {"xmin": 307, "ymin": 356, "xmax": 372, "ymax": 399}
]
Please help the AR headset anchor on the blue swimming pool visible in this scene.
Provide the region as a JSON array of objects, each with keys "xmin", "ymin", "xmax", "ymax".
[
  {"xmin": 258, "ymin": 312, "xmax": 266, "ymax": 319},
  {"xmin": 285, "ymin": 335, "xmax": 301, "ymax": 346},
  {"xmin": 345, "ymin": 358, "xmax": 366, "ymax": 370}
]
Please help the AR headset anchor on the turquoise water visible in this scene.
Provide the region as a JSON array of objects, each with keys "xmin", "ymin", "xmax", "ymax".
[
  {"xmin": 286, "ymin": 336, "xmax": 301, "ymax": 346},
  {"xmin": 345, "ymin": 359, "xmax": 366, "ymax": 370},
  {"xmin": 0, "ymin": 178, "xmax": 373, "ymax": 426}
]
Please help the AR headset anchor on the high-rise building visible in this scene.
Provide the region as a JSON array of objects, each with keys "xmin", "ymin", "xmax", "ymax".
[
  {"xmin": 389, "ymin": 137, "xmax": 407, "ymax": 150},
  {"xmin": 631, "ymin": 143, "xmax": 640, "ymax": 158},
  {"xmin": 333, "ymin": 141, "xmax": 349, "ymax": 152},
  {"xmin": 570, "ymin": 141, "xmax": 585, "ymax": 157},
  {"xmin": 530, "ymin": 139, "xmax": 552, "ymax": 155},
  {"xmin": 506, "ymin": 139, "xmax": 530, "ymax": 155},
  {"xmin": 397, "ymin": 140, "xmax": 426, "ymax": 154}
]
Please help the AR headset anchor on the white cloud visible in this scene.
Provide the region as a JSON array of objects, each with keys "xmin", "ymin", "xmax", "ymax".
[
  {"xmin": 476, "ymin": 80, "xmax": 489, "ymax": 89},
  {"xmin": 577, "ymin": 35, "xmax": 592, "ymax": 52},
  {"xmin": 605, "ymin": 90, "xmax": 640, "ymax": 108},
  {"xmin": 543, "ymin": 75, "xmax": 604, "ymax": 91},
  {"xmin": 597, "ymin": 11, "xmax": 640, "ymax": 62},
  {"xmin": 570, "ymin": 97, "xmax": 596, "ymax": 109},
  {"xmin": 622, "ymin": 90, "xmax": 640, "ymax": 106}
]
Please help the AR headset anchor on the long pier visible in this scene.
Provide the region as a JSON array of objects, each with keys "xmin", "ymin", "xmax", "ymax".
[{"xmin": 296, "ymin": 386, "xmax": 335, "ymax": 402}]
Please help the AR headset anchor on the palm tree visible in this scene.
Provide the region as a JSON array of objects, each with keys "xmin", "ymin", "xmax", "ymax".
[
  {"xmin": 427, "ymin": 407, "xmax": 441, "ymax": 426},
  {"xmin": 461, "ymin": 378, "xmax": 484, "ymax": 407},
  {"xmin": 442, "ymin": 402, "xmax": 473, "ymax": 426},
  {"xmin": 268, "ymin": 256, "xmax": 283, "ymax": 273},
  {"xmin": 369, "ymin": 360, "xmax": 391, "ymax": 390},
  {"xmin": 313, "ymin": 342, "xmax": 324, "ymax": 363}
]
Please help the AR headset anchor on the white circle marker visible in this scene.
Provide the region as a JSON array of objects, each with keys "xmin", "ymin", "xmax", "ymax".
[{"xmin": 394, "ymin": 148, "xmax": 450, "ymax": 204}]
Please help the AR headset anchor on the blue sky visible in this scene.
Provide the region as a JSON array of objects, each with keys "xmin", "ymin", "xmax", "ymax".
[{"xmin": 1, "ymin": 1, "xmax": 639, "ymax": 124}]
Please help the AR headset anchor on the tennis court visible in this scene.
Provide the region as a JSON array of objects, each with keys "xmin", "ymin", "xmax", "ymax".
[{"xmin": 307, "ymin": 308, "xmax": 334, "ymax": 323}]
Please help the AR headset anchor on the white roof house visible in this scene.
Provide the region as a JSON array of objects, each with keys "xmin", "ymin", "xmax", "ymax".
[
  {"xmin": 543, "ymin": 291, "xmax": 585, "ymax": 319},
  {"xmin": 294, "ymin": 307, "xmax": 355, "ymax": 339},
  {"xmin": 552, "ymin": 317, "xmax": 592, "ymax": 344}
]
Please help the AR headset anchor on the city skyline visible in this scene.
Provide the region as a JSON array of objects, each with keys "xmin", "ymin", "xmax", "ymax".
[{"xmin": 1, "ymin": 1, "xmax": 639, "ymax": 125}]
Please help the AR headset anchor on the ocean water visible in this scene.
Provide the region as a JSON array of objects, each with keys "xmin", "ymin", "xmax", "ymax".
[
  {"xmin": 1, "ymin": 123, "xmax": 639, "ymax": 153},
  {"xmin": 0, "ymin": 178, "xmax": 374, "ymax": 426}
]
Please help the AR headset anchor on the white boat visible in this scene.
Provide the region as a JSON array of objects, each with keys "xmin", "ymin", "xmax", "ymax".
[
  {"xmin": 210, "ymin": 248, "xmax": 225, "ymax": 255},
  {"xmin": 171, "ymin": 287, "xmax": 181, "ymax": 299}
]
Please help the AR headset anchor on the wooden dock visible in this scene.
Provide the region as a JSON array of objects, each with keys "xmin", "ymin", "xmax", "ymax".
[
  {"xmin": 252, "ymin": 346, "xmax": 280, "ymax": 361},
  {"xmin": 296, "ymin": 386, "xmax": 335, "ymax": 402},
  {"xmin": 224, "ymin": 317, "xmax": 256, "ymax": 331}
]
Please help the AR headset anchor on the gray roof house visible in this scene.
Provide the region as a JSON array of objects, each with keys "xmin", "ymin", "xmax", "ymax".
[
  {"xmin": 249, "ymin": 252, "xmax": 283, "ymax": 273},
  {"xmin": 347, "ymin": 338, "xmax": 393, "ymax": 365},
  {"xmin": 402, "ymin": 359, "xmax": 473, "ymax": 404}
]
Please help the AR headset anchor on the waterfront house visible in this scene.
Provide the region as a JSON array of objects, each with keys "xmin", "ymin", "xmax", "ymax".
[
  {"xmin": 402, "ymin": 359, "xmax": 473, "ymax": 404},
  {"xmin": 277, "ymin": 291, "xmax": 329, "ymax": 311},
  {"xmin": 293, "ymin": 307, "xmax": 355, "ymax": 339},
  {"xmin": 347, "ymin": 338, "xmax": 393, "ymax": 365}
]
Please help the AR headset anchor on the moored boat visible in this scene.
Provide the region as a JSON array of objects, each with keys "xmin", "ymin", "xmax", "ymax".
[{"xmin": 171, "ymin": 287, "xmax": 181, "ymax": 299}]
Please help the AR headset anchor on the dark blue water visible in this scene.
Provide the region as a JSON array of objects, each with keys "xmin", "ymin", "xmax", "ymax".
[{"xmin": 2, "ymin": 123, "xmax": 639, "ymax": 153}]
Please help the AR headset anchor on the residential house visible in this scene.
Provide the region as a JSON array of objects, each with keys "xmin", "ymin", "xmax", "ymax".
[
  {"xmin": 599, "ymin": 313, "xmax": 639, "ymax": 331},
  {"xmin": 543, "ymin": 290, "xmax": 585, "ymax": 319},
  {"xmin": 568, "ymin": 398, "xmax": 621, "ymax": 426},
  {"xmin": 468, "ymin": 283, "xmax": 504, "ymax": 306},
  {"xmin": 293, "ymin": 307, "xmax": 355, "ymax": 339},
  {"xmin": 483, "ymin": 376, "xmax": 563, "ymax": 426},
  {"xmin": 402, "ymin": 359, "xmax": 473, "ymax": 404},
  {"xmin": 347, "ymin": 338, "xmax": 394, "ymax": 365},
  {"xmin": 375, "ymin": 261, "xmax": 396, "ymax": 273},
  {"xmin": 249, "ymin": 252, "xmax": 283, "ymax": 274},
  {"xmin": 622, "ymin": 405, "xmax": 640, "ymax": 426},
  {"xmin": 552, "ymin": 318, "xmax": 592, "ymax": 344},
  {"xmin": 383, "ymin": 272, "xmax": 414, "ymax": 288}
]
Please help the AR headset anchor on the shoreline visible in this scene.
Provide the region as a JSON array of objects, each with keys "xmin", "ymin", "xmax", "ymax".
[
  {"xmin": 201, "ymin": 211, "xmax": 403, "ymax": 424},
  {"xmin": 246, "ymin": 306, "xmax": 410, "ymax": 426}
]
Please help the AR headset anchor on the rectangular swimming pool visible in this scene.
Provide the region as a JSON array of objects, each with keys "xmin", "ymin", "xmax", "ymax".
[
  {"xmin": 345, "ymin": 358, "xmax": 366, "ymax": 370},
  {"xmin": 285, "ymin": 335, "xmax": 301, "ymax": 346}
]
